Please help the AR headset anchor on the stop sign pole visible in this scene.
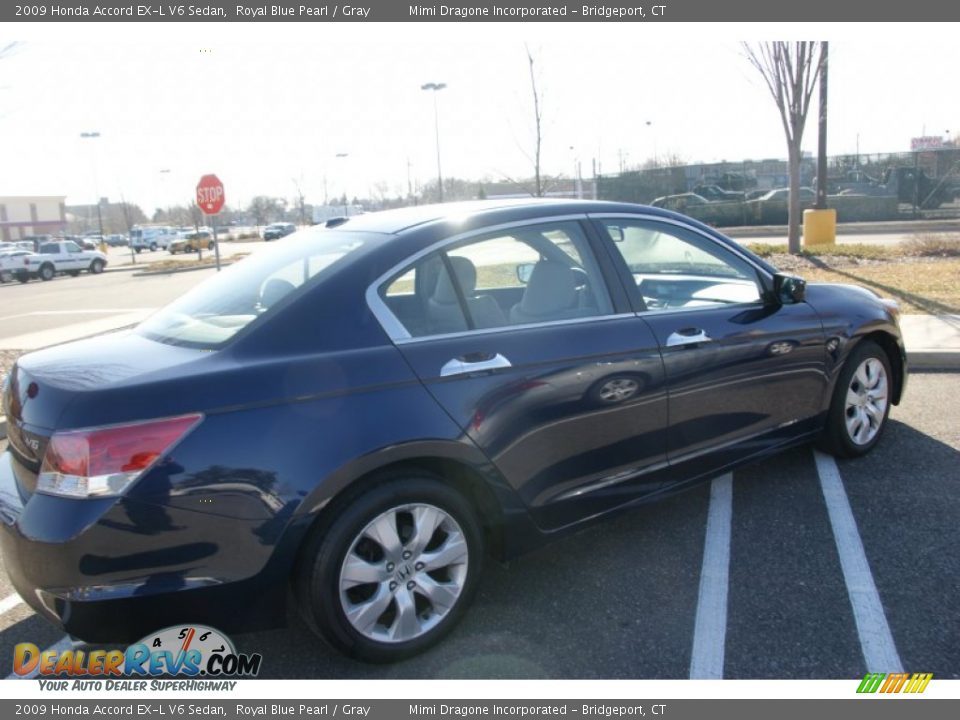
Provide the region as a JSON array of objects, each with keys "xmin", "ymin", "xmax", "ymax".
[{"xmin": 196, "ymin": 174, "xmax": 225, "ymax": 271}]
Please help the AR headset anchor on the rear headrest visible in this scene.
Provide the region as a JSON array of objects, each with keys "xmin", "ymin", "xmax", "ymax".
[{"xmin": 432, "ymin": 256, "xmax": 477, "ymax": 303}]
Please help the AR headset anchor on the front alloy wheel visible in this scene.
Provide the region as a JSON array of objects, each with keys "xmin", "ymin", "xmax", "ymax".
[
  {"xmin": 843, "ymin": 357, "xmax": 888, "ymax": 446},
  {"xmin": 820, "ymin": 339, "xmax": 892, "ymax": 458},
  {"xmin": 297, "ymin": 477, "xmax": 481, "ymax": 662}
]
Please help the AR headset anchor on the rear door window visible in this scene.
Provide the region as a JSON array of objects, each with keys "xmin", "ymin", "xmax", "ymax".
[{"xmin": 377, "ymin": 221, "xmax": 613, "ymax": 339}]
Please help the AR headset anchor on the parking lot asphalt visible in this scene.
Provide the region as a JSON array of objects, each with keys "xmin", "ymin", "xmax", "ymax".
[{"xmin": 0, "ymin": 373, "xmax": 955, "ymax": 680}]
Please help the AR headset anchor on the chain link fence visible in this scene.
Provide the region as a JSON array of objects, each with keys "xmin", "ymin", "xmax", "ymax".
[{"xmin": 594, "ymin": 148, "xmax": 960, "ymax": 226}]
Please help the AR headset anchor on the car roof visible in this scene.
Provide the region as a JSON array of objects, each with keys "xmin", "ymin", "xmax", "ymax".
[{"xmin": 324, "ymin": 198, "xmax": 681, "ymax": 235}]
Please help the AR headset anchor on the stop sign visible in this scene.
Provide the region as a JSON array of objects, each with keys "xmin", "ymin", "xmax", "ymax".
[{"xmin": 196, "ymin": 174, "xmax": 225, "ymax": 215}]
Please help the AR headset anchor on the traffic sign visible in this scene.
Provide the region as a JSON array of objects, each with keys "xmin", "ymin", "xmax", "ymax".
[{"xmin": 196, "ymin": 174, "xmax": 225, "ymax": 215}]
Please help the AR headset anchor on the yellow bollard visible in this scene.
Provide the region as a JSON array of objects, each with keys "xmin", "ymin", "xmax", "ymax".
[{"xmin": 803, "ymin": 208, "xmax": 837, "ymax": 246}]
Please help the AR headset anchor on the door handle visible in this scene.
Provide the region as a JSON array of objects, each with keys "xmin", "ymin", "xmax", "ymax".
[
  {"xmin": 666, "ymin": 328, "xmax": 712, "ymax": 347},
  {"xmin": 440, "ymin": 353, "xmax": 512, "ymax": 377}
]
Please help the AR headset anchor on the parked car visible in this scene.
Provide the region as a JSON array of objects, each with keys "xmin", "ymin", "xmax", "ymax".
[
  {"xmin": 0, "ymin": 200, "xmax": 906, "ymax": 662},
  {"xmin": 105, "ymin": 234, "xmax": 129, "ymax": 247},
  {"xmin": 691, "ymin": 184, "xmax": 746, "ymax": 202},
  {"xmin": 17, "ymin": 240, "xmax": 107, "ymax": 281},
  {"xmin": 650, "ymin": 192, "xmax": 711, "ymax": 212},
  {"xmin": 131, "ymin": 226, "xmax": 179, "ymax": 252},
  {"xmin": 755, "ymin": 187, "xmax": 817, "ymax": 204},
  {"xmin": 263, "ymin": 222, "xmax": 296, "ymax": 241},
  {"xmin": 745, "ymin": 187, "xmax": 817, "ymax": 224},
  {"xmin": 169, "ymin": 230, "xmax": 215, "ymax": 254},
  {"xmin": 0, "ymin": 249, "xmax": 36, "ymax": 283}
]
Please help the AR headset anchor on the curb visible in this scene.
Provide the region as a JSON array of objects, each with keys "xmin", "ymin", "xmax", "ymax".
[
  {"xmin": 726, "ymin": 218, "xmax": 960, "ymax": 239},
  {"xmin": 907, "ymin": 349, "xmax": 960, "ymax": 372},
  {"xmin": 104, "ymin": 265, "xmax": 144, "ymax": 274},
  {"xmin": 133, "ymin": 262, "xmax": 233, "ymax": 277}
]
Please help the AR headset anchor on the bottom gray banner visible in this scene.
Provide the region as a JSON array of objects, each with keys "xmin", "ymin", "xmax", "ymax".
[{"xmin": 1, "ymin": 700, "xmax": 956, "ymax": 720}]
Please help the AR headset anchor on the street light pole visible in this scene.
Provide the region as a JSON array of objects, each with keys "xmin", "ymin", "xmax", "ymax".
[
  {"xmin": 80, "ymin": 132, "xmax": 105, "ymax": 242},
  {"xmin": 421, "ymin": 82, "xmax": 447, "ymax": 203}
]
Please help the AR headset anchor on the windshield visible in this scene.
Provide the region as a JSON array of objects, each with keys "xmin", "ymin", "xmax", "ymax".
[{"xmin": 137, "ymin": 229, "xmax": 373, "ymax": 349}]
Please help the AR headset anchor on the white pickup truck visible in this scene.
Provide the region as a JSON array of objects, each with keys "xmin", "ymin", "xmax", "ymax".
[{"xmin": 19, "ymin": 240, "xmax": 108, "ymax": 282}]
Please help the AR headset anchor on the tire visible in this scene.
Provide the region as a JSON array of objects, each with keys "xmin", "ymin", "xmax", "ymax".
[
  {"xmin": 296, "ymin": 476, "xmax": 483, "ymax": 663},
  {"xmin": 39, "ymin": 264, "xmax": 55, "ymax": 281},
  {"xmin": 135, "ymin": 248, "xmax": 143, "ymax": 254},
  {"xmin": 149, "ymin": 243, "xmax": 157, "ymax": 251},
  {"xmin": 819, "ymin": 339, "xmax": 892, "ymax": 458},
  {"xmin": 89, "ymin": 259, "xmax": 105, "ymax": 274},
  {"xmin": 0, "ymin": 270, "xmax": 10, "ymax": 284},
  {"xmin": 207, "ymin": 241, "xmax": 215, "ymax": 250},
  {"xmin": 16, "ymin": 273, "xmax": 29, "ymax": 284}
]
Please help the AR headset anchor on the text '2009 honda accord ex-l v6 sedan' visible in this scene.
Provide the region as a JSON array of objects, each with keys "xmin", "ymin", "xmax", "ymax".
[{"xmin": 0, "ymin": 200, "xmax": 906, "ymax": 662}]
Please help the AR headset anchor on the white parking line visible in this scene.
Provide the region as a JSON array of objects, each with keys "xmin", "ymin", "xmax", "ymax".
[
  {"xmin": 689, "ymin": 473, "xmax": 733, "ymax": 679},
  {"xmin": 814, "ymin": 450, "xmax": 903, "ymax": 673},
  {"xmin": 6, "ymin": 635, "xmax": 75, "ymax": 680},
  {"xmin": 0, "ymin": 592, "xmax": 23, "ymax": 617}
]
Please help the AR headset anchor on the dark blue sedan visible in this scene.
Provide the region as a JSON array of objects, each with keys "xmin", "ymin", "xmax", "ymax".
[{"xmin": 0, "ymin": 200, "xmax": 906, "ymax": 662}]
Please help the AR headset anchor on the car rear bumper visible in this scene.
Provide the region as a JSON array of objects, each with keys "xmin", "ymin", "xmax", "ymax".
[{"xmin": 0, "ymin": 452, "xmax": 289, "ymax": 642}]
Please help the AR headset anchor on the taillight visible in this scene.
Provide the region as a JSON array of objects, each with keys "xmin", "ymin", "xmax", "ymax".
[{"xmin": 37, "ymin": 414, "xmax": 202, "ymax": 499}]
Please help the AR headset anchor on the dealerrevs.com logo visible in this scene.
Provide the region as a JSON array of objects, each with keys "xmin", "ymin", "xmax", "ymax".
[
  {"xmin": 857, "ymin": 672, "xmax": 933, "ymax": 694},
  {"xmin": 13, "ymin": 625, "xmax": 262, "ymax": 687}
]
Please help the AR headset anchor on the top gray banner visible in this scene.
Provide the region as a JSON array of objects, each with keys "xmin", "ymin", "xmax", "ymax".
[{"xmin": 5, "ymin": 0, "xmax": 960, "ymax": 22}]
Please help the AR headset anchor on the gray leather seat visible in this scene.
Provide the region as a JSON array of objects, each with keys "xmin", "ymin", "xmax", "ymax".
[
  {"xmin": 427, "ymin": 256, "xmax": 507, "ymax": 333},
  {"xmin": 509, "ymin": 260, "xmax": 592, "ymax": 325}
]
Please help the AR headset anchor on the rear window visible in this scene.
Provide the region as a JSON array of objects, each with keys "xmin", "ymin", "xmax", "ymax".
[{"xmin": 136, "ymin": 229, "xmax": 372, "ymax": 349}]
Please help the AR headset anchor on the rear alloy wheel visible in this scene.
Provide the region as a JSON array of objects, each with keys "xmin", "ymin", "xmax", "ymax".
[
  {"xmin": 297, "ymin": 477, "xmax": 482, "ymax": 662},
  {"xmin": 150, "ymin": 243, "xmax": 158, "ymax": 251},
  {"xmin": 89, "ymin": 259, "xmax": 105, "ymax": 274},
  {"xmin": 39, "ymin": 264, "xmax": 55, "ymax": 281},
  {"xmin": 820, "ymin": 340, "xmax": 892, "ymax": 458}
]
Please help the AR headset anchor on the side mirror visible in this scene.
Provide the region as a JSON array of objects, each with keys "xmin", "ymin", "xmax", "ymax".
[
  {"xmin": 516, "ymin": 263, "xmax": 535, "ymax": 284},
  {"xmin": 772, "ymin": 273, "xmax": 806, "ymax": 304},
  {"xmin": 607, "ymin": 226, "xmax": 626, "ymax": 242}
]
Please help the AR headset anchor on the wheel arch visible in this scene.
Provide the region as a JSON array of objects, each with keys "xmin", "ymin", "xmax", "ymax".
[
  {"xmin": 821, "ymin": 328, "xmax": 906, "ymax": 415},
  {"xmin": 286, "ymin": 444, "xmax": 531, "ymax": 588},
  {"xmin": 860, "ymin": 330, "xmax": 905, "ymax": 405}
]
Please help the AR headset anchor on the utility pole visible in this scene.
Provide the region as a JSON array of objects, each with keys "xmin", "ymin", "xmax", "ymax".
[{"xmin": 815, "ymin": 42, "xmax": 829, "ymax": 210}]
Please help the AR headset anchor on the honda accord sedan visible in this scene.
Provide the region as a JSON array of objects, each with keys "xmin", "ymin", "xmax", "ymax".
[{"xmin": 0, "ymin": 200, "xmax": 905, "ymax": 662}]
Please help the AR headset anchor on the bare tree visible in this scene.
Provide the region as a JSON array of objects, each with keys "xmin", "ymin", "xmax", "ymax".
[
  {"xmin": 526, "ymin": 44, "xmax": 544, "ymax": 197},
  {"xmin": 743, "ymin": 41, "xmax": 826, "ymax": 254},
  {"xmin": 291, "ymin": 177, "xmax": 308, "ymax": 226},
  {"xmin": 248, "ymin": 196, "xmax": 281, "ymax": 228}
]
